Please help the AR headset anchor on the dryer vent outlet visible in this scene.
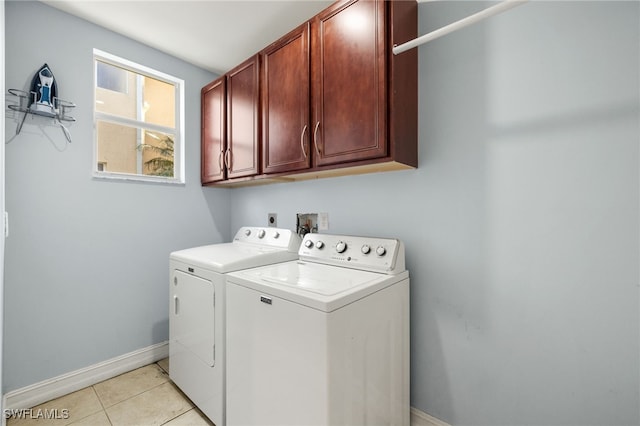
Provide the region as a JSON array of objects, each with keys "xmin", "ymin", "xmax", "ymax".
[
  {"xmin": 297, "ymin": 213, "xmax": 318, "ymax": 237},
  {"xmin": 268, "ymin": 213, "xmax": 277, "ymax": 227}
]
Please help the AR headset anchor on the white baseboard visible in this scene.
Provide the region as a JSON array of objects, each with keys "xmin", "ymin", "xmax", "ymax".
[
  {"xmin": 411, "ymin": 407, "xmax": 451, "ymax": 426},
  {"xmin": 2, "ymin": 341, "xmax": 169, "ymax": 411}
]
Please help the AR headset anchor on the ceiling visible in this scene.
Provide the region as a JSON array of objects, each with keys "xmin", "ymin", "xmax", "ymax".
[{"xmin": 40, "ymin": 0, "xmax": 334, "ymax": 75}]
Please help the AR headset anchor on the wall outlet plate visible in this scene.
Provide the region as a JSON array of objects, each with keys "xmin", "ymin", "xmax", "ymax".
[
  {"xmin": 318, "ymin": 212, "xmax": 329, "ymax": 231},
  {"xmin": 268, "ymin": 213, "xmax": 277, "ymax": 227}
]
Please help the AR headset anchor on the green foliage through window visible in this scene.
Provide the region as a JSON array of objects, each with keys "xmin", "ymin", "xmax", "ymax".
[{"xmin": 137, "ymin": 136, "xmax": 174, "ymax": 177}]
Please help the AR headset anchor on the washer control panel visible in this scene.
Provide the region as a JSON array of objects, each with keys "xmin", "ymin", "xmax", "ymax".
[
  {"xmin": 298, "ymin": 234, "xmax": 405, "ymax": 274},
  {"xmin": 233, "ymin": 227, "xmax": 300, "ymax": 251}
]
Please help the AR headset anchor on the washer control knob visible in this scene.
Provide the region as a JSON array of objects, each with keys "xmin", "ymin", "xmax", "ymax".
[
  {"xmin": 316, "ymin": 241, "xmax": 325, "ymax": 249},
  {"xmin": 376, "ymin": 246, "xmax": 387, "ymax": 256},
  {"xmin": 361, "ymin": 244, "xmax": 371, "ymax": 254},
  {"xmin": 304, "ymin": 239, "xmax": 314, "ymax": 248},
  {"xmin": 258, "ymin": 229, "xmax": 266, "ymax": 239},
  {"xmin": 273, "ymin": 231, "xmax": 280, "ymax": 239},
  {"xmin": 244, "ymin": 229, "xmax": 251, "ymax": 236},
  {"xmin": 336, "ymin": 241, "xmax": 347, "ymax": 253}
]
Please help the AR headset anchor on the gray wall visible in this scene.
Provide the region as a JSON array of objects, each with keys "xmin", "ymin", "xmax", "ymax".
[
  {"xmin": 230, "ymin": 2, "xmax": 639, "ymax": 425},
  {"xmin": 4, "ymin": 1, "xmax": 229, "ymax": 392}
]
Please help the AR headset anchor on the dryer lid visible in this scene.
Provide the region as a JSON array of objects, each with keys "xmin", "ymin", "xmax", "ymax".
[
  {"xmin": 169, "ymin": 227, "xmax": 301, "ymax": 273},
  {"xmin": 170, "ymin": 243, "xmax": 297, "ymax": 273}
]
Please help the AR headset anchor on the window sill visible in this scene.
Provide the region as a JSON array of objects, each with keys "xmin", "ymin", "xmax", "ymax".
[{"xmin": 92, "ymin": 171, "xmax": 185, "ymax": 186}]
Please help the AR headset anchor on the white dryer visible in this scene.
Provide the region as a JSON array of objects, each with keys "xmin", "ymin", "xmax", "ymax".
[
  {"xmin": 225, "ymin": 233, "xmax": 410, "ymax": 426},
  {"xmin": 169, "ymin": 227, "xmax": 301, "ymax": 426}
]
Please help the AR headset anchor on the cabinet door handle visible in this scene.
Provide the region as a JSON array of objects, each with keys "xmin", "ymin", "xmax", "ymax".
[
  {"xmin": 224, "ymin": 149, "xmax": 231, "ymax": 170},
  {"xmin": 300, "ymin": 125, "xmax": 308, "ymax": 158},
  {"xmin": 218, "ymin": 150, "xmax": 224, "ymax": 172},
  {"xmin": 313, "ymin": 121, "xmax": 321, "ymax": 155},
  {"xmin": 174, "ymin": 295, "xmax": 179, "ymax": 315}
]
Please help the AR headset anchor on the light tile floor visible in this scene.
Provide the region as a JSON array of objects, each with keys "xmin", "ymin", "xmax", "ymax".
[{"xmin": 7, "ymin": 359, "xmax": 214, "ymax": 426}]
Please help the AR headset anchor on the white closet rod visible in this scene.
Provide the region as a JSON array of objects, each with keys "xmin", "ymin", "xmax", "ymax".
[{"xmin": 393, "ymin": 0, "xmax": 529, "ymax": 55}]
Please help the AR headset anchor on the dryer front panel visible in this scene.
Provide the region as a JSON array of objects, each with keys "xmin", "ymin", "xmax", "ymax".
[{"xmin": 171, "ymin": 270, "xmax": 215, "ymax": 367}]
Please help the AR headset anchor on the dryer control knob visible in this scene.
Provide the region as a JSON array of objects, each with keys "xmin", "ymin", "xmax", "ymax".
[
  {"xmin": 361, "ymin": 244, "xmax": 371, "ymax": 254},
  {"xmin": 244, "ymin": 229, "xmax": 251, "ymax": 236},
  {"xmin": 273, "ymin": 231, "xmax": 280, "ymax": 239},
  {"xmin": 304, "ymin": 239, "xmax": 314, "ymax": 248},
  {"xmin": 376, "ymin": 246, "xmax": 387, "ymax": 256},
  {"xmin": 336, "ymin": 241, "xmax": 347, "ymax": 253},
  {"xmin": 258, "ymin": 229, "xmax": 266, "ymax": 238},
  {"xmin": 316, "ymin": 241, "xmax": 325, "ymax": 249}
]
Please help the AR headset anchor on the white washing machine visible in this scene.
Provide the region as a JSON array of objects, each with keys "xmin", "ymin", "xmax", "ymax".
[
  {"xmin": 225, "ymin": 233, "xmax": 410, "ymax": 426},
  {"xmin": 169, "ymin": 226, "xmax": 301, "ymax": 426}
]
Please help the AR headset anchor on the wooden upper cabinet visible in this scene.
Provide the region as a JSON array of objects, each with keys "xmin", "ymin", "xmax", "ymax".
[
  {"xmin": 226, "ymin": 55, "xmax": 260, "ymax": 179},
  {"xmin": 261, "ymin": 23, "xmax": 311, "ymax": 174},
  {"xmin": 201, "ymin": 0, "xmax": 417, "ymax": 187},
  {"xmin": 311, "ymin": 0, "xmax": 387, "ymax": 167},
  {"xmin": 201, "ymin": 77, "xmax": 226, "ymax": 184}
]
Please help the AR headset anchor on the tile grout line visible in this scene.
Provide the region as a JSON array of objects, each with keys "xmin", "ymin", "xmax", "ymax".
[
  {"xmin": 10, "ymin": 361, "xmax": 178, "ymax": 426},
  {"xmin": 105, "ymin": 368, "xmax": 195, "ymax": 426},
  {"xmin": 155, "ymin": 361, "xmax": 191, "ymax": 426},
  {"xmin": 6, "ymin": 362, "xmax": 210, "ymax": 426},
  {"xmin": 101, "ymin": 376, "xmax": 177, "ymax": 421},
  {"xmin": 96, "ymin": 364, "xmax": 171, "ymax": 410},
  {"xmin": 90, "ymin": 385, "xmax": 113, "ymax": 426}
]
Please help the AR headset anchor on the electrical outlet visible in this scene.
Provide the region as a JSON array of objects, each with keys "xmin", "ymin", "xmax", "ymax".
[
  {"xmin": 318, "ymin": 212, "xmax": 329, "ymax": 231},
  {"xmin": 268, "ymin": 213, "xmax": 277, "ymax": 227}
]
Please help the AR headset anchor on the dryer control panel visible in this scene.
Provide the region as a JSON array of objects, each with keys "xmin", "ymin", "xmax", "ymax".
[
  {"xmin": 299, "ymin": 234, "xmax": 405, "ymax": 274},
  {"xmin": 233, "ymin": 227, "xmax": 301, "ymax": 252}
]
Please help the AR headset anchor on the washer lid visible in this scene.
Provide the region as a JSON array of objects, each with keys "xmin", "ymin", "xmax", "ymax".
[
  {"xmin": 227, "ymin": 261, "xmax": 409, "ymax": 312},
  {"xmin": 170, "ymin": 243, "xmax": 298, "ymax": 273}
]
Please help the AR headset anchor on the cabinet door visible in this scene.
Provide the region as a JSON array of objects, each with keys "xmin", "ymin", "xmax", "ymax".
[
  {"xmin": 227, "ymin": 55, "xmax": 260, "ymax": 179},
  {"xmin": 261, "ymin": 23, "xmax": 311, "ymax": 174},
  {"xmin": 311, "ymin": 0, "xmax": 387, "ymax": 167},
  {"xmin": 201, "ymin": 78, "xmax": 226, "ymax": 183}
]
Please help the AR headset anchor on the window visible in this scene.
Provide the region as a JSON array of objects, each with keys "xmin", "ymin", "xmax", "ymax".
[
  {"xmin": 96, "ymin": 61, "xmax": 128, "ymax": 93},
  {"xmin": 93, "ymin": 49, "xmax": 184, "ymax": 183}
]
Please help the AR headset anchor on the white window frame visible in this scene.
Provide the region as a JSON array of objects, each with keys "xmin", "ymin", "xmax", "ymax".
[{"xmin": 93, "ymin": 49, "xmax": 185, "ymax": 184}]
